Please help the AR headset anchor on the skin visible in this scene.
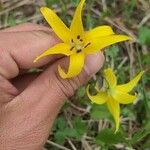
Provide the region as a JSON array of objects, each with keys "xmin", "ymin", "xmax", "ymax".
[{"xmin": 0, "ymin": 23, "xmax": 104, "ymax": 150}]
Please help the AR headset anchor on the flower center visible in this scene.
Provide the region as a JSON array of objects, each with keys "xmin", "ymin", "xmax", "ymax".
[{"xmin": 70, "ymin": 35, "xmax": 91, "ymax": 53}]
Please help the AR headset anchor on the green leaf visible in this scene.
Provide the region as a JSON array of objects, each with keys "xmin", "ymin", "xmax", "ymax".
[
  {"xmin": 54, "ymin": 131, "xmax": 66, "ymax": 144},
  {"xmin": 70, "ymin": 0, "xmax": 80, "ymax": 6},
  {"xmin": 131, "ymin": 129, "xmax": 150, "ymax": 144},
  {"xmin": 122, "ymin": 106, "xmax": 135, "ymax": 119},
  {"xmin": 96, "ymin": 129, "xmax": 126, "ymax": 145},
  {"xmin": 28, "ymin": 68, "xmax": 43, "ymax": 73},
  {"xmin": 77, "ymin": 86, "xmax": 86, "ymax": 98},
  {"xmin": 90, "ymin": 104, "xmax": 111, "ymax": 120},
  {"xmin": 86, "ymin": 14, "xmax": 94, "ymax": 29},
  {"xmin": 138, "ymin": 26, "xmax": 150, "ymax": 45},
  {"xmin": 143, "ymin": 139, "xmax": 150, "ymax": 149},
  {"xmin": 64, "ymin": 128, "xmax": 78, "ymax": 138},
  {"xmin": 72, "ymin": 117, "xmax": 88, "ymax": 139},
  {"xmin": 123, "ymin": 0, "xmax": 136, "ymax": 20},
  {"xmin": 106, "ymin": 45, "xmax": 119, "ymax": 58},
  {"xmin": 142, "ymin": 54, "xmax": 150, "ymax": 66},
  {"xmin": 45, "ymin": 0, "xmax": 60, "ymax": 6},
  {"xmin": 54, "ymin": 117, "xmax": 67, "ymax": 130}
]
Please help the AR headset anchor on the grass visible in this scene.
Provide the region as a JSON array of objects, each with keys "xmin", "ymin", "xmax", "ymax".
[{"xmin": 0, "ymin": 0, "xmax": 150, "ymax": 149}]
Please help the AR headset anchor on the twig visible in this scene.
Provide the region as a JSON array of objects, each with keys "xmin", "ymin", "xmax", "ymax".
[
  {"xmin": 64, "ymin": 110, "xmax": 73, "ymax": 128},
  {"xmin": 0, "ymin": 14, "xmax": 42, "ymax": 29},
  {"xmin": 68, "ymin": 101, "xmax": 88, "ymax": 113},
  {"xmin": 102, "ymin": 0, "xmax": 107, "ymax": 11},
  {"xmin": 138, "ymin": 13, "xmax": 150, "ymax": 28},
  {"xmin": 98, "ymin": 120, "xmax": 103, "ymax": 132},
  {"xmin": 125, "ymin": 42, "xmax": 135, "ymax": 78},
  {"xmin": 128, "ymin": 119, "xmax": 132, "ymax": 138},
  {"xmin": 84, "ymin": 136, "xmax": 95, "ymax": 141},
  {"xmin": 67, "ymin": 139, "xmax": 77, "ymax": 150},
  {"xmin": 138, "ymin": 0, "xmax": 150, "ymax": 10},
  {"xmin": 102, "ymin": 120, "xmax": 109, "ymax": 129},
  {"xmin": 117, "ymin": 57, "xmax": 128, "ymax": 70},
  {"xmin": 82, "ymin": 139, "xmax": 93, "ymax": 150},
  {"xmin": 0, "ymin": 0, "xmax": 31, "ymax": 16},
  {"xmin": 46, "ymin": 140, "xmax": 71, "ymax": 150}
]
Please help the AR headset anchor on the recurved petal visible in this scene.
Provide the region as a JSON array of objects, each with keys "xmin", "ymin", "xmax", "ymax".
[
  {"xmin": 116, "ymin": 71, "xmax": 144, "ymax": 93},
  {"xmin": 58, "ymin": 52, "xmax": 85, "ymax": 78},
  {"xmin": 112, "ymin": 91, "xmax": 137, "ymax": 104},
  {"xmin": 70, "ymin": 0, "xmax": 85, "ymax": 38},
  {"xmin": 85, "ymin": 25, "xmax": 114, "ymax": 40},
  {"xmin": 84, "ymin": 35, "xmax": 132, "ymax": 54},
  {"xmin": 106, "ymin": 97, "xmax": 120, "ymax": 132},
  {"xmin": 104, "ymin": 68, "xmax": 117, "ymax": 88},
  {"xmin": 34, "ymin": 43, "xmax": 72, "ymax": 62},
  {"xmin": 40, "ymin": 7, "xmax": 71, "ymax": 43},
  {"xmin": 86, "ymin": 85, "xmax": 108, "ymax": 104}
]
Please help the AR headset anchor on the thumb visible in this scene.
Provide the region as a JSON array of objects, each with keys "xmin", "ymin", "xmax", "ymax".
[{"xmin": 19, "ymin": 52, "xmax": 104, "ymax": 112}]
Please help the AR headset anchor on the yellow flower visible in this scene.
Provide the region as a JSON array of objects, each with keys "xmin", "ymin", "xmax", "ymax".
[
  {"xmin": 34, "ymin": 0, "xmax": 131, "ymax": 78},
  {"xmin": 87, "ymin": 68, "xmax": 144, "ymax": 132}
]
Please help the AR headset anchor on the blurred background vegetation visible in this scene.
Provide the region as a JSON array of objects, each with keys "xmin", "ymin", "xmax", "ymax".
[{"xmin": 0, "ymin": 0, "xmax": 150, "ymax": 149}]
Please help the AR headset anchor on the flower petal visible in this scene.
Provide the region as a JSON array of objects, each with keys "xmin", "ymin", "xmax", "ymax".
[
  {"xmin": 85, "ymin": 25, "xmax": 114, "ymax": 40},
  {"xmin": 104, "ymin": 68, "xmax": 117, "ymax": 88},
  {"xmin": 34, "ymin": 43, "xmax": 72, "ymax": 62},
  {"xmin": 58, "ymin": 52, "xmax": 85, "ymax": 78},
  {"xmin": 112, "ymin": 91, "xmax": 137, "ymax": 104},
  {"xmin": 40, "ymin": 7, "xmax": 71, "ymax": 43},
  {"xmin": 116, "ymin": 71, "xmax": 144, "ymax": 93},
  {"xmin": 107, "ymin": 97, "xmax": 120, "ymax": 132},
  {"xmin": 84, "ymin": 35, "xmax": 132, "ymax": 54},
  {"xmin": 86, "ymin": 85, "xmax": 108, "ymax": 104},
  {"xmin": 70, "ymin": 0, "xmax": 85, "ymax": 38}
]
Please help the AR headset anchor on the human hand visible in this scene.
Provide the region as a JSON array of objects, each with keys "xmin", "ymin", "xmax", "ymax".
[{"xmin": 0, "ymin": 23, "xmax": 104, "ymax": 150}]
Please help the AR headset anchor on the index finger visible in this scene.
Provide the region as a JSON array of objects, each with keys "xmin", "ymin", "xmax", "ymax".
[{"xmin": 0, "ymin": 24, "xmax": 60, "ymax": 79}]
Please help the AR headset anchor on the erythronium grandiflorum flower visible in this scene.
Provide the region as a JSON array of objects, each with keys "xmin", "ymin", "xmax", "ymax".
[
  {"xmin": 34, "ymin": 0, "xmax": 131, "ymax": 78},
  {"xmin": 87, "ymin": 68, "xmax": 144, "ymax": 132}
]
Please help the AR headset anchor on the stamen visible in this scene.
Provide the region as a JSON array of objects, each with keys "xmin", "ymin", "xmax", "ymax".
[
  {"xmin": 80, "ymin": 39, "xmax": 83, "ymax": 42},
  {"xmin": 70, "ymin": 47, "xmax": 74, "ymax": 51},
  {"xmin": 77, "ymin": 35, "xmax": 80, "ymax": 39},
  {"xmin": 76, "ymin": 49, "xmax": 82, "ymax": 53},
  {"xmin": 84, "ymin": 42, "xmax": 91, "ymax": 48},
  {"xmin": 71, "ymin": 39, "xmax": 74, "ymax": 43}
]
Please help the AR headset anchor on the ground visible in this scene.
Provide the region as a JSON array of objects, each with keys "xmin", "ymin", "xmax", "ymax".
[{"xmin": 0, "ymin": 0, "xmax": 150, "ymax": 149}]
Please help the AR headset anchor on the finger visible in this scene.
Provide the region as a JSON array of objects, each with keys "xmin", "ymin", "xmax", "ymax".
[
  {"xmin": 0, "ymin": 24, "xmax": 61, "ymax": 79},
  {"xmin": 1, "ymin": 23, "xmax": 50, "ymax": 32},
  {"xmin": 0, "ymin": 75, "xmax": 18, "ymax": 105},
  {"xmin": 11, "ymin": 60, "xmax": 62, "ymax": 93},
  {"xmin": 11, "ymin": 73, "xmax": 39, "ymax": 93},
  {"xmin": 5, "ymin": 53, "xmax": 104, "ymax": 149},
  {"xmin": 0, "ymin": 72, "xmax": 38, "ymax": 104}
]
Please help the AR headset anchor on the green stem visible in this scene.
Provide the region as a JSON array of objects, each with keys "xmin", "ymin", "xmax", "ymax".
[{"xmin": 136, "ymin": 44, "xmax": 150, "ymax": 118}]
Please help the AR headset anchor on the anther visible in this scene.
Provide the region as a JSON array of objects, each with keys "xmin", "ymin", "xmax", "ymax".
[
  {"xmin": 80, "ymin": 39, "xmax": 83, "ymax": 42},
  {"xmin": 71, "ymin": 39, "xmax": 74, "ymax": 43},
  {"xmin": 77, "ymin": 35, "xmax": 80, "ymax": 39},
  {"xmin": 84, "ymin": 42, "xmax": 91, "ymax": 48},
  {"xmin": 70, "ymin": 47, "xmax": 74, "ymax": 51},
  {"xmin": 76, "ymin": 49, "xmax": 82, "ymax": 53}
]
